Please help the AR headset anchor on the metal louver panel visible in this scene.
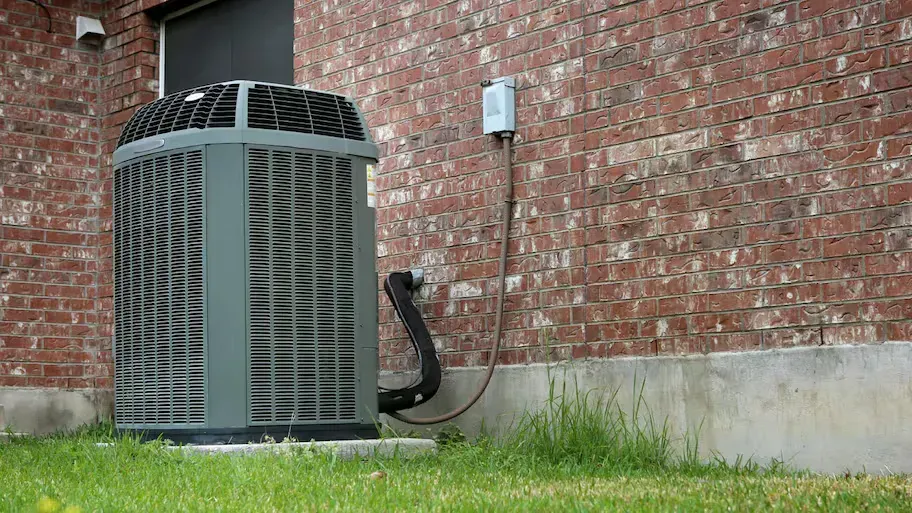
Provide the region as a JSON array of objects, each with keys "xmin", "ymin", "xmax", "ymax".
[
  {"xmin": 114, "ymin": 150, "xmax": 206, "ymax": 425},
  {"xmin": 246, "ymin": 85, "xmax": 367, "ymax": 141},
  {"xmin": 247, "ymin": 147, "xmax": 358, "ymax": 424},
  {"xmin": 116, "ymin": 84, "xmax": 239, "ymax": 148}
]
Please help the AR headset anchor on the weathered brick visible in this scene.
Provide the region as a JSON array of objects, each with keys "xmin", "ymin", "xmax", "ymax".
[
  {"xmin": 822, "ymin": 6, "xmax": 882, "ymax": 36},
  {"xmin": 769, "ymin": 63, "xmax": 824, "ymax": 90},
  {"xmin": 805, "ymin": 33, "xmax": 863, "ymax": 61},
  {"xmin": 0, "ymin": 0, "xmax": 114, "ymax": 388},
  {"xmin": 885, "ymin": 0, "xmax": 912, "ymax": 21},
  {"xmin": 7, "ymin": 0, "xmax": 912, "ymax": 383},
  {"xmin": 713, "ymin": 76, "xmax": 764, "ymax": 102},
  {"xmin": 826, "ymin": 49, "xmax": 887, "ymax": 78},
  {"xmin": 822, "ymin": 324, "xmax": 885, "ymax": 345},
  {"xmin": 873, "ymin": 64, "xmax": 912, "ymax": 92}
]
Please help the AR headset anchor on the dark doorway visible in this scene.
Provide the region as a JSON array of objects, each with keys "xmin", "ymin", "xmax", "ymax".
[{"xmin": 163, "ymin": 0, "xmax": 294, "ymax": 95}]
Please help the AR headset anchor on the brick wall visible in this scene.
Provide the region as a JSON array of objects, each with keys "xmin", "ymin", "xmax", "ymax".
[
  {"xmin": 92, "ymin": 0, "xmax": 162, "ymax": 387},
  {"xmin": 0, "ymin": 0, "xmax": 108, "ymax": 388},
  {"xmin": 5, "ymin": 0, "xmax": 912, "ymax": 391},
  {"xmin": 294, "ymin": 0, "xmax": 912, "ymax": 370},
  {"xmin": 0, "ymin": 0, "xmax": 159, "ymax": 390}
]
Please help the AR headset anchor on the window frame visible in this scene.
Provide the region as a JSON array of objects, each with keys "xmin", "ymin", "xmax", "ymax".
[{"xmin": 157, "ymin": 0, "xmax": 224, "ymax": 98}]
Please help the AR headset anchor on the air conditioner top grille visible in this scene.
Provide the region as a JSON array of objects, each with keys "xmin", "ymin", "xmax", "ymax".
[
  {"xmin": 117, "ymin": 83, "xmax": 239, "ymax": 148},
  {"xmin": 247, "ymin": 85, "xmax": 366, "ymax": 141},
  {"xmin": 115, "ymin": 82, "xmax": 369, "ymax": 150}
]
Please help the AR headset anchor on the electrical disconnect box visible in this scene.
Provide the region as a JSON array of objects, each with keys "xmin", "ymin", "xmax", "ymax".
[{"xmin": 482, "ymin": 77, "xmax": 515, "ymax": 135}]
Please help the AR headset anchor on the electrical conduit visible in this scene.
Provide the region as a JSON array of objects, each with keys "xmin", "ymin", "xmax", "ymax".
[{"xmin": 383, "ymin": 134, "xmax": 514, "ymax": 425}]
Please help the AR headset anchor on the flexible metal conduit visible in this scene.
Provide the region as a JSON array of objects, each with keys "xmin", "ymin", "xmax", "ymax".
[{"xmin": 384, "ymin": 134, "xmax": 514, "ymax": 425}]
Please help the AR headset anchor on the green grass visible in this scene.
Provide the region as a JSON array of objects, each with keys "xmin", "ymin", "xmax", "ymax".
[{"xmin": 1, "ymin": 379, "xmax": 910, "ymax": 512}]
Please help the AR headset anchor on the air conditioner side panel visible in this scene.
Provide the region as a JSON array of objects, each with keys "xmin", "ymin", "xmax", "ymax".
[
  {"xmin": 245, "ymin": 145, "xmax": 375, "ymax": 426},
  {"xmin": 351, "ymin": 155, "xmax": 380, "ymax": 423},
  {"xmin": 113, "ymin": 146, "xmax": 208, "ymax": 430},
  {"xmin": 204, "ymin": 143, "xmax": 248, "ymax": 429}
]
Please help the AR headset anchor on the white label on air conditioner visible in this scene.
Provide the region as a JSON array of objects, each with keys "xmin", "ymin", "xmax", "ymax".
[{"xmin": 366, "ymin": 164, "xmax": 376, "ymax": 208}]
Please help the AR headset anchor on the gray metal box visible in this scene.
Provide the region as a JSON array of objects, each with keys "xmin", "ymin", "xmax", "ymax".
[
  {"xmin": 112, "ymin": 81, "xmax": 380, "ymax": 443},
  {"xmin": 482, "ymin": 77, "xmax": 515, "ymax": 135}
]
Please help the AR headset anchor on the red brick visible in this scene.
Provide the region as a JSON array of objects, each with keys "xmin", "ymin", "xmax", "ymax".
[
  {"xmin": 768, "ymin": 108, "xmax": 821, "ymax": 135},
  {"xmin": 891, "ymin": 44, "xmax": 912, "ymax": 66},
  {"xmin": 825, "ymin": 49, "xmax": 886, "ymax": 78},
  {"xmin": 765, "ymin": 240, "xmax": 821, "ymax": 263},
  {"xmin": 753, "ymin": 88, "xmax": 810, "ymax": 115},
  {"xmin": 803, "ymin": 213, "xmax": 863, "ymax": 237},
  {"xmin": 822, "ymin": 141, "xmax": 885, "ymax": 168},
  {"xmin": 885, "ymin": 0, "xmax": 912, "ymax": 21},
  {"xmin": 808, "ymin": 123, "xmax": 863, "ymax": 149},
  {"xmin": 656, "ymin": 336, "xmax": 705, "ymax": 355},
  {"xmin": 768, "ymin": 63, "xmax": 823, "ymax": 90},
  {"xmin": 607, "ymin": 140, "xmax": 656, "ymax": 164},
  {"xmin": 657, "ymin": 7, "xmax": 707, "ymax": 36},
  {"xmin": 820, "ymin": 186, "xmax": 888, "ymax": 214},
  {"xmin": 887, "ymin": 136, "xmax": 912, "ymax": 158},
  {"xmin": 3, "ymin": 0, "xmax": 909, "ymax": 381},
  {"xmin": 691, "ymin": 313, "xmax": 744, "ymax": 333},
  {"xmin": 710, "ymin": 119, "xmax": 764, "ymax": 145},
  {"xmin": 766, "ymin": 284, "xmax": 822, "ymax": 306},
  {"xmin": 873, "ymin": 65, "xmax": 912, "ymax": 92},
  {"xmin": 713, "ymin": 76, "xmax": 764, "ymax": 102},
  {"xmin": 746, "ymin": 264, "xmax": 802, "ymax": 287},
  {"xmin": 707, "ymin": 333, "xmax": 762, "ymax": 352},
  {"xmin": 745, "ymin": 308, "xmax": 802, "ymax": 330},
  {"xmin": 641, "ymin": 317, "xmax": 689, "ymax": 337},
  {"xmin": 823, "ymin": 233, "xmax": 886, "ymax": 257},
  {"xmin": 739, "ymin": 20, "xmax": 819, "ymax": 54},
  {"xmin": 811, "ymin": 76, "xmax": 873, "ymax": 104},
  {"xmin": 700, "ymin": 100, "xmax": 752, "ymax": 126},
  {"xmin": 798, "ymin": 0, "xmax": 856, "ymax": 19},
  {"xmin": 764, "ymin": 328, "xmax": 821, "ymax": 348},
  {"xmin": 884, "ymin": 275, "xmax": 912, "ymax": 297},
  {"xmin": 864, "ymin": 21, "xmax": 908, "ymax": 48},
  {"xmin": 691, "ymin": 20, "xmax": 740, "ymax": 47},
  {"xmin": 825, "ymin": 96, "xmax": 885, "ymax": 124},
  {"xmin": 745, "ymin": 47, "xmax": 801, "ymax": 74},
  {"xmin": 659, "ymin": 89, "xmax": 710, "ymax": 114},
  {"xmin": 822, "ymin": 7, "xmax": 882, "ymax": 36},
  {"xmin": 708, "ymin": 290, "xmax": 763, "ymax": 311},
  {"xmin": 822, "ymin": 324, "xmax": 884, "ymax": 345},
  {"xmin": 866, "ymin": 252, "xmax": 912, "ymax": 276},
  {"xmin": 611, "ymin": 300, "xmax": 658, "ymax": 320},
  {"xmin": 693, "ymin": 60, "xmax": 743, "ymax": 87},
  {"xmin": 888, "ymin": 322, "xmax": 912, "ymax": 342},
  {"xmin": 863, "ymin": 112, "xmax": 912, "ymax": 140}
]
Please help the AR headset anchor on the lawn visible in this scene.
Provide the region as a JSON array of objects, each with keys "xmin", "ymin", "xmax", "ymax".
[
  {"xmin": 1, "ymin": 431, "xmax": 910, "ymax": 512},
  {"xmin": 2, "ymin": 380, "xmax": 910, "ymax": 512}
]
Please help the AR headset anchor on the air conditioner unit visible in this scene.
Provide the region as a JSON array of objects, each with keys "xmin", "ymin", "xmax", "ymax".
[{"xmin": 112, "ymin": 81, "xmax": 380, "ymax": 443}]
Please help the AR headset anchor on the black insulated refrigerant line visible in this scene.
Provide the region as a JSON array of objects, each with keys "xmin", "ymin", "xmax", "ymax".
[
  {"xmin": 377, "ymin": 270, "xmax": 442, "ymax": 413},
  {"xmin": 378, "ymin": 134, "xmax": 515, "ymax": 424}
]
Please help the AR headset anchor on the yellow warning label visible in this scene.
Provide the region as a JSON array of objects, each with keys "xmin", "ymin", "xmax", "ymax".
[{"xmin": 366, "ymin": 164, "xmax": 376, "ymax": 208}]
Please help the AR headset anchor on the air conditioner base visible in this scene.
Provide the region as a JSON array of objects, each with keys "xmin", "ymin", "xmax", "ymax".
[{"xmin": 96, "ymin": 437, "xmax": 437, "ymax": 459}]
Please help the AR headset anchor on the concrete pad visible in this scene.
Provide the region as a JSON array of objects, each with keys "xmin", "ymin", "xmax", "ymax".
[
  {"xmin": 96, "ymin": 438, "xmax": 437, "ymax": 459},
  {"xmin": 0, "ymin": 432, "xmax": 29, "ymax": 443}
]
